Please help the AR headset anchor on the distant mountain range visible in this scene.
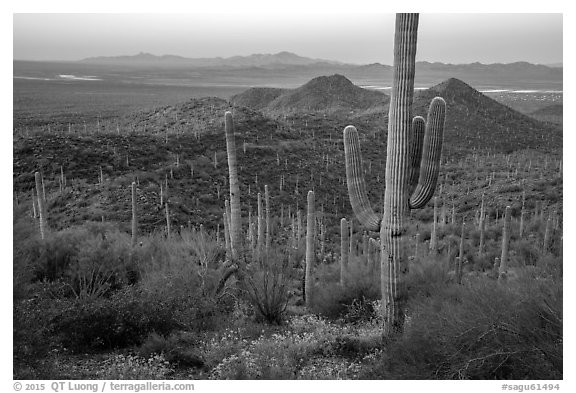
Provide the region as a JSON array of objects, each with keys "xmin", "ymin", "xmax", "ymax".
[
  {"xmin": 80, "ymin": 51, "xmax": 343, "ymax": 68},
  {"xmin": 78, "ymin": 52, "xmax": 562, "ymax": 90},
  {"xmin": 80, "ymin": 51, "xmax": 562, "ymax": 73}
]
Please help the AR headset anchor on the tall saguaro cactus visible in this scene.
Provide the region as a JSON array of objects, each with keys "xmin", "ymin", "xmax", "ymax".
[
  {"xmin": 498, "ymin": 206, "xmax": 511, "ymax": 281},
  {"xmin": 305, "ymin": 190, "xmax": 315, "ymax": 309},
  {"xmin": 224, "ymin": 112, "xmax": 241, "ymax": 261},
  {"xmin": 343, "ymin": 14, "xmax": 446, "ymax": 338},
  {"xmin": 340, "ymin": 218, "xmax": 349, "ymax": 286},
  {"xmin": 34, "ymin": 172, "xmax": 47, "ymax": 240},
  {"xmin": 131, "ymin": 181, "xmax": 137, "ymax": 248}
]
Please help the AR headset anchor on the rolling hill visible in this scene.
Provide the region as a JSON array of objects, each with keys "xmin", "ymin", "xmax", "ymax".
[{"xmin": 231, "ymin": 74, "xmax": 388, "ymax": 116}]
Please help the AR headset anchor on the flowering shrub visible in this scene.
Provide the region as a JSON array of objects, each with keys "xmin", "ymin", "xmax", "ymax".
[
  {"xmin": 94, "ymin": 354, "xmax": 173, "ymax": 379},
  {"xmin": 206, "ymin": 315, "xmax": 381, "ymax": 379}
]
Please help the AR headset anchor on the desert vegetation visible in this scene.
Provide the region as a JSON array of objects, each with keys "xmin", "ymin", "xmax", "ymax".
[{"xmin": 13, "ymin": 13, "xmax": 562, "ymax": 380}]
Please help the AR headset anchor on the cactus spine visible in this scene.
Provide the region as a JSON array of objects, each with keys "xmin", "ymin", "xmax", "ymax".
[
  {"xmin": 131, "ymin": 181, "xmax": 137, "ymax": 248},
  {"xmin": 343, "ymin": 14, "xmax": 445, "ymax": 337},
  {"xmin": 224, "ymin": 112, "xmax": 241, "ymax": 260},
  {"xmin": 305, "ymin": 190, "xmax": 315, "ymax": 309},
  {"xmin": 34, "ymin": 172, "xmax": 47, "ymax": 240},
  {"xmin": 340, "ymin": 218, "xmax": 349, "ymax": 286},
  {"xmin": 498, "ymin": 206, "xmax": 511, "ymax": 281}
]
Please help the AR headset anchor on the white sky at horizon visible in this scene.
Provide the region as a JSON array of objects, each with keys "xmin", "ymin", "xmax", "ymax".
[{"xmin": 13, "ymin": 13, "xmax": 563, "ymax": 65}]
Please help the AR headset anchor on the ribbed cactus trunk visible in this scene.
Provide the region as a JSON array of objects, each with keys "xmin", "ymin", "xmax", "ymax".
[
  {"xmin": 343, "ymin": 14, "xmax": 445, "ymax": 338},
  {"xmin": 430, "ymin": 196, "xmax": 438, "ymax": 253},
  {"xmin": 223, "ymin": 200, "xmax": 232, "ymax": 260},
  {"xmin": 498, "ymin": 206, "xmax": 511, "ymax": 281},
  {"xmin": 224, "ymin": 112, "xmax": 241, "ymax": 261},
  {"xmin": 131, "ymin": 181, "xmax": 137, "ymax": 248},
  {"xmin": 32, "ymin": 189, "xmax": 37, "ymax": 219},
  {"xmin": 34, "ymin": 172, "xmax": 46, "ymax": 240},
  {"xmin": 379, "ymin": 13, "xmax": 419, "ymax": 337},
  {"xmin": 257, "ymin": 192, "xmax": 264, "ymax": 259},
  {"xmin": 519, "ymin": 190, "xmax": 526, "ymax": 238},
  {"xmin": 543, "ymin": 215, "xmax": 551, "ymax": 253},
  {"xmin": 479, "ymin": 193, "xmax": 485, "ymax": 230},
  {"xmin": 478, "ymin": 213, "xmax": 486, "ymax": 256},
  {"xmin": 305, "ymin": 190, "xmax": 315, "ymax": 309},
  {"xmin": 456, "ymin": 220, "xmax": 465, "ymax": 285},
  {"xmin": 265, "ymin": 184, "xmax": 271, "ymax": 254},
  {"xmin": 340, "ymin": 218, "xmax": 349, "ymax": 286},
  {"xmin": 165, "ymin": 202, "xmax": 171, "ymax": 240}
]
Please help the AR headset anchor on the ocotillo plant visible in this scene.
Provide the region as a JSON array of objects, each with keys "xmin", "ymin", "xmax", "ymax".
[
  {"xmin": 224, "ymin": 112, "xmax": 242, "ymax": 261},
  {"xmin": 343, "ymin": 13, "xmax": 446, "ymax": 337},
  {"xmin": 305, "ymin": 190, "xmax": 315, "ymax": 309},
  {"xmin": 498, "ymin": 206, "xmax": 511, "ymax": 281},
  {"xmin": 131, "ymin": 182, "xmax": 137, "ymax": 248},
  {"xmin": 340, "ymin": 218, "xmax": 349, "ymax": 286},
  {"xmin": 34, "ymin": 172, "xmax": 47, "ymax": 240}
]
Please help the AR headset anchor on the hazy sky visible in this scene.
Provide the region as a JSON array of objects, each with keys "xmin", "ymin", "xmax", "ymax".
[{"xmin": 13, "ymin": 13, "xmax": 563, "ymax": 64}]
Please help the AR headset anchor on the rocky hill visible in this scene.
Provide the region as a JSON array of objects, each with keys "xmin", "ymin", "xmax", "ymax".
[{"xmin": 231, "ymin": 74, "xmax": 388, "ymax": 116}]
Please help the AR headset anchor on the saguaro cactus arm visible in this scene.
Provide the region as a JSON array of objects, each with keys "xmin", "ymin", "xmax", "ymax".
[
  {"xmin": 408, "ymin": 116, "xmax": 425, "ymax": 194},
  {"xmin": 409, "ymin": 97, "xmax": 446, "ymax": 209},
  {"xmin": 343, "ymin": 125, "xmax": 381, "ymax": 231}
]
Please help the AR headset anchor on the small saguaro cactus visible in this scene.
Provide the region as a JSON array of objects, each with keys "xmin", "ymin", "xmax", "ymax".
[
  {"xmin": 343, "ymin": 13, "xmax": 446, "ymax": 338},
  {"xmin": 34, "ymin": 172, "xmax": 47, "ymax": 240},
  {"xmin": 456, "ymin": 220, "xmax": 465, "ymax": 285},
  {"xmin": 165, "ymin": 202, "xmax": 171, "ymax": 240},
  {"xmin": 340, "ymin": 218, "xmax": 349, "ymax": 286},
  {"xmin": 478, "ymin": 213, "xmax": 486, "ymax": 256},
  {"xmin": 305, "ymin": 190, "xmax": 315, "ymax": 309},
  {"xmin": 131, "ymin": 181, "xmax": 137, "ymax": 248},
  {"xmin": 498, "ymin": 206, "xmax": 512, "ymax": 281}
]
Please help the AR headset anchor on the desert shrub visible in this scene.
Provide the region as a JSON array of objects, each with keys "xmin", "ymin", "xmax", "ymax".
[
  {"xmin": 514, "ymin": 238, "xmax": 541, "ymax": 266},
  {"xmin": 19, "ymin": 222, "xmax": 139, "ymax": 298},
  {"xmin": 137, "ymin": 332, "xmax": 204, "ymax": 369},
  {"xmin": 50, "ymin": 286, "xmax": 183, "ymax": 351},
  {"xmin": 359, "ymin": 270, "xmax": 562, "ymax": 379},
  {"xmin": 95, "ymin": 354, "xmax": 174, "ymax": 380},
  {"xmin": 312, "ymin": 258, "xmax": 379, "ymax": 320},
  {"xmin": 244, "ymin": 250, "xmax": 294, "ymax": 324}
]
